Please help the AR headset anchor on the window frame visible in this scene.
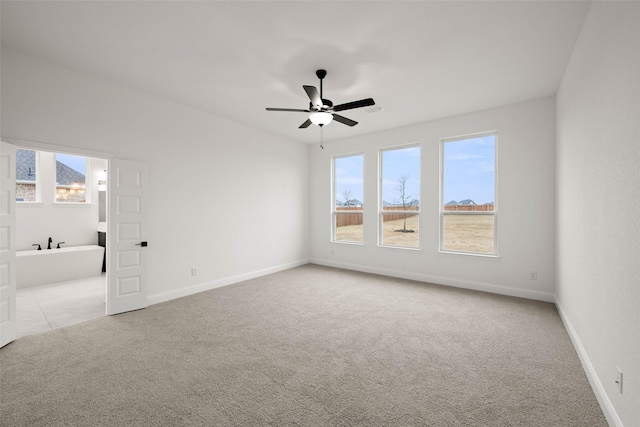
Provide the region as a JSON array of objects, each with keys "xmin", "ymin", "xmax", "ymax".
[
  {"xmin": 332, "ymin": 152, "xmax": 365, "ymax": 244},
  {"xmin": 378, "ymin": 143, "xmax": 421, "ymax": 250},
  {"xmin": 439, "ymin": 131, "xmax": 498, "ymax": 257}
]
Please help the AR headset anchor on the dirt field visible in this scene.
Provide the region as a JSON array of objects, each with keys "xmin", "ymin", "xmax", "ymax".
[
  {"xmin": 335, "ymin": 214, "xmax": 494, "ymax": 253},
  {"xmin": 443, "ymin": 214, "xmax": 494, "ymax": 254},
  {"xmin": 335, "ymin": 215, "xmax": 420, "ymax": 247}
]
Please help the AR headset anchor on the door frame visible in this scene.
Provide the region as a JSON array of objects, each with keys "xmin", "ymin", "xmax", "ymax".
[
  {"xmin": 1, "ymin": 141, "xmax": 17, "ymax": 347},
  {"xmin": 2, "ymin": 137, "xmax": 148, "ymax": 344}
]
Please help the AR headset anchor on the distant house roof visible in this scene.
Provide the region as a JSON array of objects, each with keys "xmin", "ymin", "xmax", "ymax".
[
  {"xmin": 445, "ymin": 200, "xmax": 458, "ymax": 206},
  {"xmin": 382, "ymin": 199, "xmax": 420, "ymax": 207},
  {"xmin": 16, "ymin": 149, "xmax": 36, "ymax": 181},
  {"xmin": 337, "ymin": 199, "xmax": 363, "ymax": 207},
  {"xmin": 15, "ymin": 149, "xmax": 85, "ymax": 184},
  {"xmin": 56, "ymin": 161, "xmax": 85, "ymax": 185},
  {"xmin": 459, "ymin": 199, "xmax": 476, "ymax": 205}
]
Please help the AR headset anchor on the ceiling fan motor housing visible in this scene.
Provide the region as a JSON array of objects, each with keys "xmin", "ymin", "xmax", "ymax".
[{"xmin": 310, "ymin": 99, "xmax": 333, "ymax": 111}]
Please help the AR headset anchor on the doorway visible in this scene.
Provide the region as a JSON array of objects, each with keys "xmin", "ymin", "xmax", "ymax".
[
  {"xmin": 14, "ymin": 147, "xmax": 108, "ymax": 338},
  {"xmin": 1, "ymin": 139, "xmax": 149, "ymax": 347}
]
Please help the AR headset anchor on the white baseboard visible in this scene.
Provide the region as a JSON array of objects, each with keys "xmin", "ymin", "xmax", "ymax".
[
  {"xmin": 310, "ymin": 258, "xmax": 555, "ymax": 302},
  {"xmin": 555, "ymin": 300, "xmax": 622, "ymax": 427},
  {"xmin": 147, "ymin": 258, "xmax": 311, "ymax": 306}
]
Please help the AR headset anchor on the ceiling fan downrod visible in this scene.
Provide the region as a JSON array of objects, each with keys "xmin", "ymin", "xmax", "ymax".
[{"xmin": 316, "ymin": 69, "xmax": 327, "ymax": 101}]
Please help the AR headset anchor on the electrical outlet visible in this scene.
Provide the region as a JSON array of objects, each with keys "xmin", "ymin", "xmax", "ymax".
[
  {"xmin": 191, "ymin": 268, "xmax": 197, "ymax": 276},
  {"xmin": 615, "ymin": 368, "xmax": 623, "ymax": 394},
  {"xmin": 529, "ymin": 271, "xmax": 537, "ymax": 280}
]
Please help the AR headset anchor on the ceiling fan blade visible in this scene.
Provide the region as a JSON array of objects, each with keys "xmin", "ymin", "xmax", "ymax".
[
  {"xmin": 303, "ymin": 85, "xmax": 322, "ymax": 108},
  {"xmin": 332, "ymin": 114, "xmax": 358, "ymax": 127},
  {"xmin": 299, "ymin": 119, "xmax": 312, "ymax": 128},
  {"xmin": 266, "ymin": 108, "xmax": 310, "ymax": 112},
  {"xmin": 333, "ymin": 98, "xmax": 375, "ymax": 112}
]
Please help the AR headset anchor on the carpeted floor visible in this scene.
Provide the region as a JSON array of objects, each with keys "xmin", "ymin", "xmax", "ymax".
[{"xmin": 0, "ymin": 264, "xmax": 606, "ymax": 426}]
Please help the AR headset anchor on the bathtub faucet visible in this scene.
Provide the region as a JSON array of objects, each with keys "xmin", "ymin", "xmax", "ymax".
[
  {"xmin": 32, "ymin": 244, "xmax": 42, "ymax": 250},
  {"xmin": 56, "ymin": 242, "xmax": 65, "ymax": 249},
  {"xmin": 47, "ymin": 237, "xmax": 52, "ymax": 250}
]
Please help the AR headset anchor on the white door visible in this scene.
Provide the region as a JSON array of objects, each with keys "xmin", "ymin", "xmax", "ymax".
[
  {"xmin": 107, "ymin": 158, "xmax": 149, "ymax": 315},
  {"xmin": 0, "ymin": 141, "xmax": 17, "ymax": 347}
]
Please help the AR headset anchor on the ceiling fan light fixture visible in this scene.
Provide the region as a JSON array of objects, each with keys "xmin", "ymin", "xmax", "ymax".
[{"xmin": 309, "ymin": 111, "xmax": 333, "ymax": 127}]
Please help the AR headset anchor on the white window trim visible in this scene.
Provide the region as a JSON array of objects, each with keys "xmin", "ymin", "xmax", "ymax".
[
  {"xmin": 332, "ymin": 152, "xmax": 365, "ymax": 244},
  {"xmin": 378, "ymin": 143, "xmax": 421, "ymax": 249},
  {"xmin": 439, "ymin": 131, "xmax": 498, "ymax": 257}
]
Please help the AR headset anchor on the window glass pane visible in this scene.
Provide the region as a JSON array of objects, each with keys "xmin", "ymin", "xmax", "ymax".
[
  {"xmin": 381, "ymin": 146, "xmax": 420, "ymax": 247},
  {"xmin": 382, "ymin": 212, "xmax": 419, "ymax": 247},
  {"xmin": 16, "ymin": 149, "xmax": 37, "ymax": 202},
  {"xmin": 443, "ymin": 214, "xmax": 494, "ymax": 254},
  {"xmin": 55, "ymin": 154, "xmax": 87, "ymax": 203},
  {"xmin": 334, "ymin": 213, "xmax": 363, "ymax": 242},
  {"xmin": 334, "ymin": 154, "xmax": 363, "ymax": 243},
  {"xmin": 442, "ymin": 134, "xmax": 496, "ymax": 254}
]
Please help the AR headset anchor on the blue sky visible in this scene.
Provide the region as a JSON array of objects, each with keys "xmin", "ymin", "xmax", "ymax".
[
  {"xmin": 334, "ymin": 136, "xmax": 495, "ymax": 206},
  {"xmin": 334, "ymin": 146, "xmax": 421, "ymax": 205},
  {"xmin": 442, "ymin": 134, "xmax": 495, "ymax": 205},
  {"xmin": 381, "ymin": 146, "xmax": 420, "ymax": 204},
  {"xmin": 57, "ymin": 154, "xmax": 86, "ymax": 175},
  {"xmin": 334, "ymin": 154, "xmax": 364, "ymax": 203}
]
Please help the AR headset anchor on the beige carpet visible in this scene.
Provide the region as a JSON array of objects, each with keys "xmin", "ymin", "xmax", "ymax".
[{"xmin": 0, "ymin": 264, "xmax": 606, "ymax": 426}]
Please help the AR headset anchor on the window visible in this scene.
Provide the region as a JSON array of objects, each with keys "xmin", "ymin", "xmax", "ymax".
[
  {"xmin": 333, "ymin": 154, "xmax": 364, "ymax": 243},
  {"xmin": 16, "ymin": 149, "xmax": 38, "ymax": 202},
  {"xmin": 441, "ymin": 133, "xmax": 496, "ymax": 255},
  {"xmin": 380, "ymin": 145, "xmax": 420, "ymax": 248},
  {"xmin": 55, "ymin": 153, "xmax": 87, "ymax": 203}
]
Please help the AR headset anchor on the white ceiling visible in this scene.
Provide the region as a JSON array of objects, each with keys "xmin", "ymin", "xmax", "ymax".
[{"xmin": 1, "ymin": 1, "xmax": 591, "ymax": 144}]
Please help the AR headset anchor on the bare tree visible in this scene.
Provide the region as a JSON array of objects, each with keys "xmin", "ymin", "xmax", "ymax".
[
  {"xmin": 342, "ymin": 189, "xmax": 353, "ymax": 207},
  {"xmin": 395, "ymin": 174, "xmax": 415, "ymax": 232}
]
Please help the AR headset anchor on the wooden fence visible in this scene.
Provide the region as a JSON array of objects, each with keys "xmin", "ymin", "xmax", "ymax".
[
  {"xmin": 335, "ymin": 206, "xmax": 419, "ymax": 227},
  {"xmin": 335, "ymin": 204, "xmax": 494, "ymax": 227},
  {"xmin": 444, "ymin": 204, "xmax": 494, "ymax": 212}
]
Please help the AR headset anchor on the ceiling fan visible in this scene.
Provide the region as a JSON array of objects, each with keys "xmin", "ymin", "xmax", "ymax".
[{"xmin": 266, "ymin": 69, "xmax": 375, "ymax": 128}]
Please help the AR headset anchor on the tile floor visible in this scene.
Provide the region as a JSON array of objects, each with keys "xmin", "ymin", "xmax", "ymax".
[{"xmin": 16, "ymin": 274, "xmax": 106, "ymax": 338}]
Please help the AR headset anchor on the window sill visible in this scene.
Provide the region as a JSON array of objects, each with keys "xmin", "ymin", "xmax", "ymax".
[
  {"xmin": 331, "ymin": 241, "xmax": 365, "ymax": 247},
  {"xmin": 438, "ymin": 250, "xmax": 500, "ymax": 260},
  {"xmin": 16, "ymin": 202, "xmax": 43, "ymax": 207},
  {"xmin": 377, "ymin": 244, "xmax": 423, "ymax": 253},
  {"xmin": 53, "ymin": 202, "xmax": 92, "ymax": 206}
]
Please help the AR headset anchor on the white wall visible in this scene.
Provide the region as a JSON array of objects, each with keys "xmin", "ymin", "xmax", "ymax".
[
  {"xmin": 16, "ymin": 152, "xmax": 106, "ymax": 251},
  {"xmin": 310, "ymin": 97, "xmax": 556, "ymax": 302},
  {"xmin": 1, "ymin": 48, "xmax": 310, "ymax": 301},
  {"xmin": 556, "ymin": 2, "xmax": 640, "ymax": 426}
]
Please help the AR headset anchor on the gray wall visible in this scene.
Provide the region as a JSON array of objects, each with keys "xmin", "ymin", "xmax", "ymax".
[
  {"xmin": 556, "ymin": 2, "xmax": 640, "ymax": 425},
  {"xmin": 2, "ymin": 47, "xmax": 310, "ymax": 302}
]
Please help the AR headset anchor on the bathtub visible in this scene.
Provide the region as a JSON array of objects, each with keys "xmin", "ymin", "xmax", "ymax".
[{"xmin": 16, "ymin": 245, "xmax": 105, "ymax": 288}]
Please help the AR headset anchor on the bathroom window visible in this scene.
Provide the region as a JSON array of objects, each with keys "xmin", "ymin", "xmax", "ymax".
[
  {"xmin": 16, "ymin": 148, "xmax": 39, "ymax": 202},
  {"xmin": 55, "ymin": 154, "xmax": 87, "ymax": 203}
]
